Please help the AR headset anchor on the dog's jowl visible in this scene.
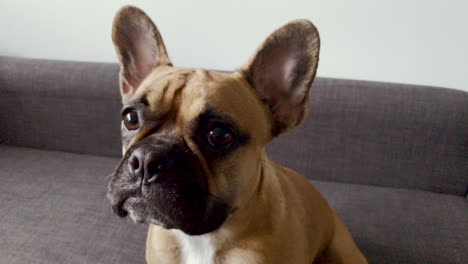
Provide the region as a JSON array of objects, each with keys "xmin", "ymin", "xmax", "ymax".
[{"xmin": 107, "ymin": 5, "xmax": 368, "ymax": 264}]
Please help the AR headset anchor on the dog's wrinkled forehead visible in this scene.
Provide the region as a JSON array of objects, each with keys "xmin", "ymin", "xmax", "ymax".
[
  {"xmin": 127, "ymin": 66, "xmax": 270, "ymax": 146},
  {"xmin": 131, "ymin": 66, "xmax": 193, "ymax": 118},
  {"xmin": 112, "ymin": 6, "xmax": 320, "ymax": 142}
]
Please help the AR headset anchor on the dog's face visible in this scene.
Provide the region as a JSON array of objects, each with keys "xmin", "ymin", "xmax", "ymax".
[
  {"xmin": 108, "ymin": 67, "xmax": 271, "ymax": 235},
  {"xmin": 107, "ymin": 6, "xmax": 319, "ymax": 236}
]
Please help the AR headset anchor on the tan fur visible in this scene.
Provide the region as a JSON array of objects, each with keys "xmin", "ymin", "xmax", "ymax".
[
  {"xmin": 125, "ymin": 67, "xmax": 367, "ymax": 264},
  {"xmin": 111, "ymin": 6, "xmax": 367, "ymax": 264}
]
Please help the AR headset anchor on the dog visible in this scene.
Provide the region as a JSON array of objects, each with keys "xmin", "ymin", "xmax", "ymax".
[{"xmin": 106, "ymin": 5, "xmax": 368, "ymax": 264}]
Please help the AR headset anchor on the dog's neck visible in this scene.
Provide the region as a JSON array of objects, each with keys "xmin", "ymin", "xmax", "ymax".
[
  {"xmin": 170, "ymin": 152, "xmax": 285, "ymax": 262},
  {"xmin": 172, "ymin": 229, "xmax": 216, "ymax": 264},
  {"xmin": 165, "ymin": 152, "xmax": 283, "ymax": 262}
]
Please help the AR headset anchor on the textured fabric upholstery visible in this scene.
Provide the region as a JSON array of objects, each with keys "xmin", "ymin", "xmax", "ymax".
[
  {"xmin": 268, "ymin": 78, "xmax": 467, "ymax": 196},
  {"xmin": 314, "ymin": 181, "xmax": 468, "ymax": 264},
  {"xmin": 0, "ymin": 56, "xmax": 122, "ymax": 157},
  {"xmin": 1, "ymin": 56, "xmax": 466, "ymax": 195},
  {"xmin": 1, "ymin": 57, "xmax": 467, "ymax": 263},
  {"xmin": 0, "ymin": 146, "xmax": 146, "ymax": 264},
  {"xmin": 269, "ymin": 79, "xmax": 468, "ymax": 195}
]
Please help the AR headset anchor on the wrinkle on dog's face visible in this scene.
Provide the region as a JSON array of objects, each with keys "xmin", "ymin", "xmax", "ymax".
[{"xmin": 107, "ymin": 67, "xmax": 271, "ymax": 235}]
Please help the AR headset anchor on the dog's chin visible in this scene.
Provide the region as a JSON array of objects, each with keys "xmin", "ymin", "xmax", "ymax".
[
  {"xmin": 115, "ymin": 194, "xmax": 231, "ymax": 236},
  {"xmin": 122, "ymin": 197, "xmax": 163, "ymax": 226},
  {"xmin": 108, "ymin": 149, "xmax": 232, "ymax": 235}
]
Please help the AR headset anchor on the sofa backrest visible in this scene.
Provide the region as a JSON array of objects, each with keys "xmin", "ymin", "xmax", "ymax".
[
  {"xmin": 0, "ymin": 57, "xmax": 122, "ymax": 157},
  {"xmin": 267, "ymin": 78, "xmax": 467, "ymax": 197},
  {"xmin": 1, "ymin": 56, "xmax": 466, "ymax": 196}
]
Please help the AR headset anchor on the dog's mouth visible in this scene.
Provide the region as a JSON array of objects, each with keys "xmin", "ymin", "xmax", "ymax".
[
  {"xmin": 107, "ymin": 145, "xmax": 232, "ymax": 235},
  {"xmin": 121, "ymin": 197, "xmax": 148, "ymax": 219},
  {"xmin": 112, "ymin": 197, "xmax": 129, "ymax": 218},
  {"xmin": 113, "ymin": 196, "xmax": 170, "ymax": 226},
  {"xmin": 112, "ymin": 196, "xmax": 148, "ymax": 220},
  {"xmin": 108, "ymin": 177, "xmax": 231, "ymax": 235}
]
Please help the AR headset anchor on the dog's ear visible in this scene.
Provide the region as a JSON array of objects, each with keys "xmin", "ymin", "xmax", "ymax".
[
  {"xmin": 241, "ymin": 20, "xmax": 320, "ymax": 137},
  {"xmin": 112, "ymin": 6, "xmax": 172, "ymax": 99}
]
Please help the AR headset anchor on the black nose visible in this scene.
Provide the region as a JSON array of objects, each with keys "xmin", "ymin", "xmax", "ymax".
[{"xmin": 128, "ymin": 145, "xmax": 175, "ymax": 185}]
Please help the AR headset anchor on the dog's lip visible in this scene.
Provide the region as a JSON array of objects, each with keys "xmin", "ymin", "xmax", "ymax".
[
  {"xmin": 112, "ymin": 196, "xmax": 148, "ymax": 219},
  {"xmin": 112, "ymin": 198, "xmax": 129, "ymax": 218}
]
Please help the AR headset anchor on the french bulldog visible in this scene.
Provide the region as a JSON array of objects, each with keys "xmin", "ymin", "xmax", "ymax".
[{"xmin": 107, "ymin": 5, "xmax": 367, "ymax": 264}]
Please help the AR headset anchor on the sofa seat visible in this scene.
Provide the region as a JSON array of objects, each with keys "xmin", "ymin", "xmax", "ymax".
[
  {"xmin": 0, "ymin": 146, "xmax": 146, "ymax": 264},
  {"xmin": 314, "ymin": 181, "xmax": 467, "ymax": 264},
  {"xmin": 1, "ymin": 145, "xmax": 466, "ymax": 264}
]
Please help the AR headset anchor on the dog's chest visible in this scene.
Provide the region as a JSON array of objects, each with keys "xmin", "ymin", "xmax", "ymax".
[{"xmin": 173, "ymin": 230, "xmax": 216, "ymax": 264}]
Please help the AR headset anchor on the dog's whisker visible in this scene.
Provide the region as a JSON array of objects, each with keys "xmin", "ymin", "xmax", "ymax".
[{"xmin": 103, "ymin": 173, "xmax": 114, "ymax": 180}]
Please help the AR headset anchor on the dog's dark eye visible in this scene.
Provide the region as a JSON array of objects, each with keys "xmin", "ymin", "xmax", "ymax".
[
  {"xmin": 207, "ymin": 126, "xmax": 234, "ymax": 147},
  {"xmin": 123, "ymin": 110, "xmax": 140, "ymax": 130}
]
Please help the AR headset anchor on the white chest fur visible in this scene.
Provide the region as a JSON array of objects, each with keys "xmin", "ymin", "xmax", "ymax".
[{"xmin": 172, "ymin": 230, "xmax": 216, "ymax": 264}]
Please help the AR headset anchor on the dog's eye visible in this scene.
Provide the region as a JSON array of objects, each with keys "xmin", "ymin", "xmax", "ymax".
[
  {"xmin": 123, "ymin": 110, "xmax": 140, "ymax": 130},
  {"xmin": 207, "ymin": 126, "xmax": 234, "ymax": 147}
]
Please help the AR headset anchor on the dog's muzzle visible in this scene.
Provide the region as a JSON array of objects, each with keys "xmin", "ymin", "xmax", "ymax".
[{"xmin": 107, "ymin": 137, "xmax": 231, "ymax": 235}]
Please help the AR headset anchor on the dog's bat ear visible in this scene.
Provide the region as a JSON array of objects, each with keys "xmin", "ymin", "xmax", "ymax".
[
  {"xmin": 240, "ymin": 20, "xmax": 320, "ymax": 137},
  {"xmin": 112, "ymin": 5, "xmax": 172, "ymax": 99}
]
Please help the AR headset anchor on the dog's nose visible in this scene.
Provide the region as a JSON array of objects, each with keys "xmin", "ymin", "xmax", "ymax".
[{"xmin": 128, "ymin": 146, "xmax": 175, "ymax": 185}]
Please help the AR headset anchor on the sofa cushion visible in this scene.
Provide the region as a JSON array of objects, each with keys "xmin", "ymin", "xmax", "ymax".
[
  {"xmin": 0, "ymin": 146, "xmax": 146, "ymax": 264},
  {"xmin": 1, "ymin": 145, "xmax": 466, "ymax": 263}
]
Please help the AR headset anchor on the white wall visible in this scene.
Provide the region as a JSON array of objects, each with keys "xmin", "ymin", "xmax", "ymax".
[{"xmin": 1, "ymin": 0, "xmax": 467, "ymax": 91}]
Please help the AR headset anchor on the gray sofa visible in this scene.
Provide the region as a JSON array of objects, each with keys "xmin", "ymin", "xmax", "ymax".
[{"xmin": 0, "ymin": 56, "xmax": 466, "ymax": 264}]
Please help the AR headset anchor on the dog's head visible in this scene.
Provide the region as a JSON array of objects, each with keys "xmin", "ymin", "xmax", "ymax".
[{"xmin": 107, "ymin": 6, "xmax": 319, "ymax": 235}]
